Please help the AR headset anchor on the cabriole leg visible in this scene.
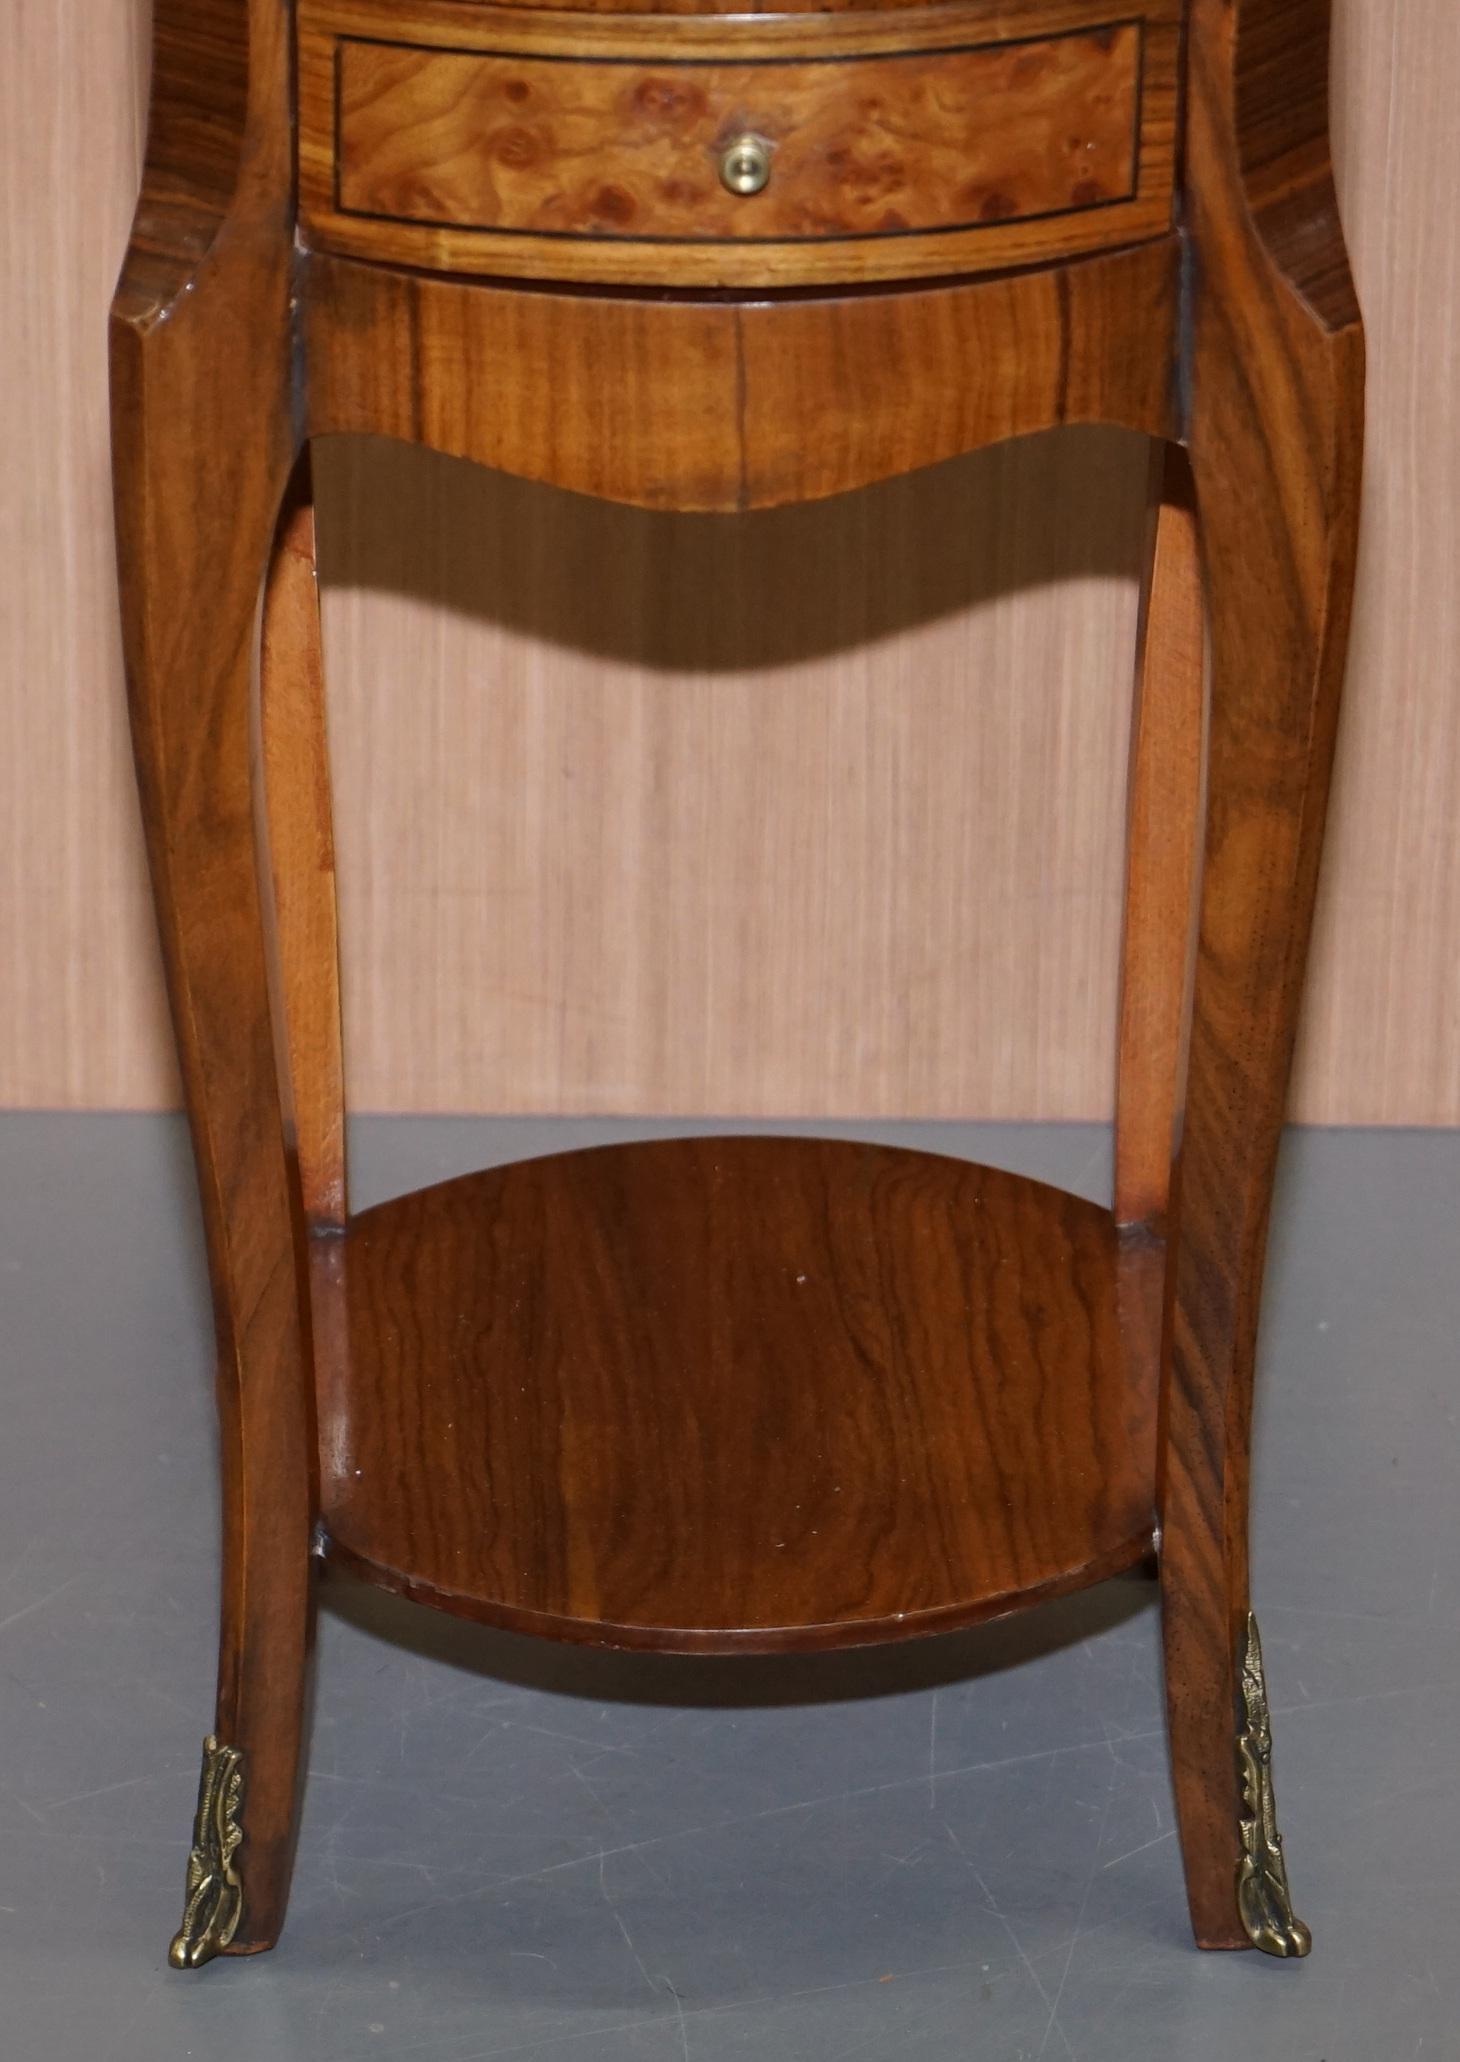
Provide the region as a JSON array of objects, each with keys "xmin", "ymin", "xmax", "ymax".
[
  {"xmin": 1159, "ymin": 0, "xmax": 1365, "ymax": 1956},
  {"xmin": 111, "ymin": 239, "xmax": 314, "ymax": 1962}
]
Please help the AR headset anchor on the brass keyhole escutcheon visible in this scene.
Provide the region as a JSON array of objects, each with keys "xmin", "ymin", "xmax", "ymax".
[{"xmin": 719, "ymin": 134, "xmax": 772, "ymax": 197}]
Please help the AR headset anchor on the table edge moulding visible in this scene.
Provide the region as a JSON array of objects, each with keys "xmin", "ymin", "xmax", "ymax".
[{"xmin": 109, "ymin": 0, "xmax": 1363, "ymax": 1979}]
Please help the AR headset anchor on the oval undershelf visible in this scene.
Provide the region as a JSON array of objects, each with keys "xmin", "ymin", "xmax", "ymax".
[{"xmin": 319, "ymin": 1136, "xmax": 1154, "ymax": 1651}]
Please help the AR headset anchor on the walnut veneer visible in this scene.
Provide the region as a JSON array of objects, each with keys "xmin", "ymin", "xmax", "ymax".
[
  {"xmin": 300, "ymin": 0, "xmax": 1180, "ymax": 285},
  {"xmin": 111, "ymin": 0, "xmax": 1364, "ymax": 1977}
]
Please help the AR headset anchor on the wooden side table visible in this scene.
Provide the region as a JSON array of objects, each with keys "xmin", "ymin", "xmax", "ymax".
[{"xmin": 111, "ymin": 0, "xmax": 1364, "ymax": 1971}]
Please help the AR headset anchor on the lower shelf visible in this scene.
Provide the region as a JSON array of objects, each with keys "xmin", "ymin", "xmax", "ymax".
[{"xmin": 317, "ymin": 1136, "xmax": 1155, "ymax": 1651}]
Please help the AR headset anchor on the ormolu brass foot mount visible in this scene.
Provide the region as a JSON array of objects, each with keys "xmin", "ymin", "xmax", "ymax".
[
  {"xmin": 169, "ymin": 1737, "xmax": 245, "ymax": 1970},
  {"xmin": 1236, "ymin": 1615, "xmax": 1312, "ymax": 1958}
]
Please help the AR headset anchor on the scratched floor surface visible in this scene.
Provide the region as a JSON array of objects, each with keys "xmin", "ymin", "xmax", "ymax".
[{"xmin": 2, "ymin": 1116, "xmax": 1457, "ymax": 2061}]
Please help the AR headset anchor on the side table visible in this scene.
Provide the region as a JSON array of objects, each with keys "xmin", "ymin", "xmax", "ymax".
[{"xmin": 111, "ymin": 0, "xmax": 1364, "ymax": 1970}]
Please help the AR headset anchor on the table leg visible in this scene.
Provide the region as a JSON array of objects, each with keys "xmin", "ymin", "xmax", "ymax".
[
  {"xmin": 1160, "ymin": 0, "xmax": 1365, "ymax": 1954},
  {"xmin": 111, "ymin": 124, "xmax": 313, "ymax": 1957}
]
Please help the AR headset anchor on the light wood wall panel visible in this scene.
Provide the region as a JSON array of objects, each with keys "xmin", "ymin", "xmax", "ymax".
[
  {"xmin": 2, "ymin": 1, "xmax": 1456, "ymax": 1124},
  {"xmin": 1297, "ymin": 0, "xmax": 1460, "ymax": 1123},
  {"xmin": 1, "ymin": 0, "xmax": 176, "ymax": 1109},
  {"xmin": 315, "ymin": 431, "xmax": 1145, "ymax": 1118}
]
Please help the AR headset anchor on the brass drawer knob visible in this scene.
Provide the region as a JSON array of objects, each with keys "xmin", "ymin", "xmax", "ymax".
[{"xmin": 719, "ymin": 134, "xmax": 772, "ymax": 198}]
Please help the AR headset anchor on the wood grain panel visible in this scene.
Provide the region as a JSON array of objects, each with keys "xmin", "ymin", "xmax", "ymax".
[
  {"xmin": 320, "ymin": 19, "xmax": 1152, "ymax": 287},
  {"xmin": 326, "ymin": 1137, "xmax": 1153, "ymax": 1647},
  {"xmin": 302, "ymin": 238, "xmax": 1177, "ymax": 510},
  {"xmin": 111, "ymin": 0, "xmax": 318, "ymax": 1953},
  {"xmin": 3, "ymin": 0, "xmax": 1459, "ymax": 1123}
]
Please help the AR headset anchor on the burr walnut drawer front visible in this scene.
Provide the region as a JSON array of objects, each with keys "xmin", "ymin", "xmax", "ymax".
[{"xmin": 297, "ymin": 2, "xmax": 1180, "ymax": 289}]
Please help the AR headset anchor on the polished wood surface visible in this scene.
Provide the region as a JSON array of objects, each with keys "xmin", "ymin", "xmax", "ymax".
[
  {"xmin": 109, "ymin": 0, "xmax": 1364, "ymax": 1965},
  {"xmin": 5, "ymin": 0, "xmax": 1457, "ymax": 1123},
  {"xmin": 1111, "ymin": 446, "xmax": 1204, "ymax": 1416},
  {"xmin": 306, "ymin": 4, "xmax": 1171, "ymax": 286},
  {"xmin": 1115, "ymin": 445, "xmax": 1204, "ymax": 1232},
  {"xmin": 305, "ymin": 238, "xmax": 1176, "ymax": 511},
  {"xmin": 110, "ymin": 0, "xmax": 315, "ymax": 1957},
  {"xmin": 1159, "ymin": 0, "xmax": 1364, "ymax": 1949},
  {"xmin": 259, "ymin": 461, "xmax": 347, "ymax": 1232},
  {"xmin": 324, "ymin": 1137, "xmax": 1154, "ymax": 1649},
  {"xmin": 335, "ymin": 28, "xmax": 1141, "ymax": 238}
]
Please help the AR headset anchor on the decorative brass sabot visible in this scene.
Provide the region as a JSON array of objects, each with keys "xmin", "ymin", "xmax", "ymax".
[
  {"xmin": 1236, "ymin": 1613, "xmax": 1312, "ymax": 1958},
  {"xmin": 169, "ymin": 1736, "xmax": 245, "ymax": 1969}
]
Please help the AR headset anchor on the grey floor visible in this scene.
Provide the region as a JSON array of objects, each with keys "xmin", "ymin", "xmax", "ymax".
[{"xmin": 2, "ymin": 1114, "xmax": 1457, "ymax": 2061}]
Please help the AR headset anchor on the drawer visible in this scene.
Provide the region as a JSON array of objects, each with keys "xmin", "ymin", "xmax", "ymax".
[{"xmin": 298, "ymin": 1, "xmax": 1181, "ymax": 289}]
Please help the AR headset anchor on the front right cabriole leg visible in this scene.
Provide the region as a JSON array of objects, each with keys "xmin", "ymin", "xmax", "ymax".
[{"xmin": 1159, "ymin": 0, "xmax": 1362, "ymax": 1956}]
